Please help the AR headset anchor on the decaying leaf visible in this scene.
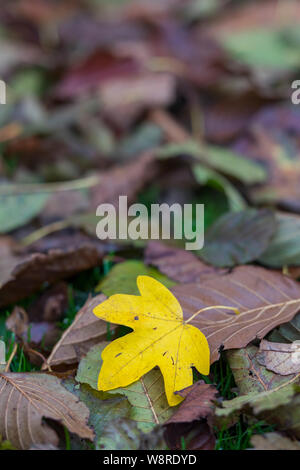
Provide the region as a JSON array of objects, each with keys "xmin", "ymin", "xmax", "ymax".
[
  {"xmin": 199, "ymin": 209, "xmax": 277, "ymax": 267},
  {"xmin": 0, "ymin": 372, "xmax": 94, "ymax": 449},
  {"xmin": 76, "ymin": 343, "xmax": 174, "ymax": 433},
  {"xmin": 217, "ymin": 345, "xmax": 300, "ymax": 437},
  {"xmin": 172, "ymin": 265, "xmax": 300, "ymax": 362},
  {"xmin": 43, "ymin": 294, "xmax": 112, "ymax": 370},
  {"xmin": 257, "ymin": 339, "xmax": 300, "ymax": 376},
  {"xmin": 93, "ymin": 276, "xmax": 210, "ymax": 406}
]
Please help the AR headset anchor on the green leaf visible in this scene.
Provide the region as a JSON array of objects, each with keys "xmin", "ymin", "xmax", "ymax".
[
  {"xmin": 199, "ymin": 209, "xmax": 277, "ymax": 267},
  {"xmin": 259, "ymin": 213, "xmax": 300, "ymax": 267},
  {"xmin": 158, "ymin": 140, "xmax": 266, "ymax": 184},
  {"xmin": 76, "ymin": 343, "xmax": 175, "ymax": 433},
  {"xmin": 223, "ymin": 28, "xmax": 300, "ymax": 70},
  {"xmin": 0, "ymin": 192, "xmax": 48, "ymax": 233},
  {"xmin": 95, "ymin": 260, "xmax": 175, "ymax": 295},
  {"xmin": 63, "ymin": 378, "xmax": 131, "ymax": 450},
  {"xmin": 192, "ymin": 163, "xmax": 246, "ymax": 212}
]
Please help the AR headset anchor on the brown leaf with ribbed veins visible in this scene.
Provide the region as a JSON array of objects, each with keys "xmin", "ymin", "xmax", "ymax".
[
  {"xmin": 171, "ymin": 265, "xmax": 300, "ymax": 363},
  {"xmin": 0, "ymin": 372, "xmax": 94, "ymax": 449},
  {"xmin": 43, "ymin": 294, "xmax": 114, "ymax": 370},
  {"xmin": 257, "ymin": 340, "xmax": 300, "ymax": 376}
]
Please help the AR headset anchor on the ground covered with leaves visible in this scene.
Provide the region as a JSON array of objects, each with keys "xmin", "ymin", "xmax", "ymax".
[{"xmin": 0, "ymin": 0, "xmax": 300, "ymax": 451}]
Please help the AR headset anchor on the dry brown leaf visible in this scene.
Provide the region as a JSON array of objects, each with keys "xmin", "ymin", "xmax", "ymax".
[
  {"xmin": 167, "ymin": 381, "xmax": 217, "ymax": 424},
  {"xmin": 0, "ymin": 372, "xmax": 94, "ymax": 449},
  {"xmin": 171, "ymin": 265, "xmax": 300, "ymax": 363},
  {"xmin": 42, "ymin": 294, "xmax": 113, "ymax": 370},
  {"xmin": 251, "ymin": 432, "xmax": 300, "ymax": 450},
  {"xmin": 0, "ymin": 235, "xmax": 104, "ymax": 308},
  {"xmin": 145, "ymin": 241, "xmax": 225, "ymax": 283},
  {"xmin": 257, "ymin": 339, "xmax": 300, "ymax": 376}
]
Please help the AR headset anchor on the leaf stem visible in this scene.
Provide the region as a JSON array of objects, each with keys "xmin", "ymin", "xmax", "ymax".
[{"xmin": 185, "ymin": 305, "xmax": 239, "ymax": 324}]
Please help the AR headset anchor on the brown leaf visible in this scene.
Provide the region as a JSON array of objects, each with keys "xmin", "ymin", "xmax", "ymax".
[
  {"xmin": 43, "ymin": 294, "xmax": 114, "ymax": 370},
  {"xmin": 0, "ymin": 372, "xmax": 94, "ymax": 449},
  {"xmin": 167, "ymin": 381, "xmax": 217, "ymax": 424},
  {"xmin": 257, "ymin": 339, "xmax": 300, "ymax": 376},
  {"xmin": 251, "ymin": 432, "xmax": 300, "ymax": 450},
  {"xmin": 171, "ymin": 265, "xmax": 300, "ymax": 363},
  {"xmin": 145, "ymin": 241, "xmax": 225, "ymax": 283},
  {"xmin": 0, "ymin": 235, "xmax": 104, "ymax": 308},
  {"xmin": 90, "ymin": 151, "xmax": 159, "ymax": 210}
]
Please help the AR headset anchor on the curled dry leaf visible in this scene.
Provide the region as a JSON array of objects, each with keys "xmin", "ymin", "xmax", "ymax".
[
  {"xmin": 172, "ymin": 265, "xmax": 300, "ymax": 363},
  {"xmin": 0, "ymin": 235, "xmax": 104, "ymax": 308},
  {"xmin": 0, "ymin": 372, "xmax": 94, "ymax": 449},
  {"xmin": 145, "ymin": 241, "xmax": 225, "ymax": 283},
  {"xmin": 257, "ymin": 339, "xmax": 300, "ymax": 376},
  {"xmin": 43, "ymin": 294, "xmax": 113, "ymax": 370}
]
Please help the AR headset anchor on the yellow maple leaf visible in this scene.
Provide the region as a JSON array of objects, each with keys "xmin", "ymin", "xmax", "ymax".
[{"xmin": 93, "ymin": 276, "xmax": 231, "ymax": 406}]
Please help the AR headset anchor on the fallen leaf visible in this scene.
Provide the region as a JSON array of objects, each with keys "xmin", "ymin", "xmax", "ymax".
[
  {"xmin": 226, "ymin": 345, "xmax": 297, "ymax": 395},
  {"xmin": 93, "ymin": 276, "xmax": 210, "ymax": 406},
  {"xmin": 43, "ymin": 294, "xmax": 113, "ymax": 370},
  {"xmin": 251, "ymin": 432, "xmax": 300, "ymax": 450},
  {"xmin": 0, "ymin": 235, "xmax": 104, "ymax": 308},
  {"xmin": 216, "ymin": 346, "xmax": 300, "ymax": 437},
  {"xmin": 0, "ymin": 372, "xmax": 94, "ymax": 449},
  {"xmin": 96, "ymin": 260, "xmax": 175, "ymax": 295},
  {"xmin": 167, "ymin": 381, "xmax": 217, "ymax": 424},
  {"xmin": 199, "ymin": 209, "xmax": 277, "ymax": 267},
  {"xmin": 257, "ymin": 339, "xmax": 300, "ymax": 376},
  {"xmin": 90, "ymin": 151, "xmax": 159, "ymax": 210},
  {"xmin": 268, "ymin": 312, "xmax": 300, "ymax": 344},
  {"xmin": 259, "ymin": 213, "xmax": 300, "ymax": 267},
  {"xmin": 145, "ymin": 241, "xmax": 225, "ymax": 283},
  {"xmin": 0, "ymin": 191, "xmax": 49, "ymax": 233},
  {"xmin": 76, "ymin": 342, "xmax": 176, "ymax": 432},
  {"xmin": 172, "ymin": 265, "xmax": 300, "ymax": 362},
  {"xmin": 63, "ymin": 377, "xmax": 131, "ymax": 450},
  {"xmin": 97, "ymin": 418, "xmax": 141, "ymax": 451}
]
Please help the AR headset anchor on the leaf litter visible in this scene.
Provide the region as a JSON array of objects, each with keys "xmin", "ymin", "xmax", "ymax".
[{"xmin": 1, "ymin": 0, "xmax": 300, "ymax": 451}]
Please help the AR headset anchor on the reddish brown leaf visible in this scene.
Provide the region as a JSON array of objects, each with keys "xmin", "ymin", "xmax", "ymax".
[
  {"xmin": 145, "ymin": 241, "xmax": 225, "ymax": 283},
  {"xmin": 167, "ymin": 381, "xmax": 217, "ymax": 424},
  {"xmin": 171, "ymin": 265, "xmax": 300, "ymax": 363}
]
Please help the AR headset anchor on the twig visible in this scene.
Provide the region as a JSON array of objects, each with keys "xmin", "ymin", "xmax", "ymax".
[{"xmin": 5, "ymin": 343, "xmax": 18, "ymax": 372}]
